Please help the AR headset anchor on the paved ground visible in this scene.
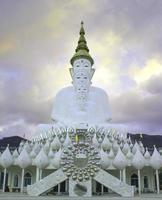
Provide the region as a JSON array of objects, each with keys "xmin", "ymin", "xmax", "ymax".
[{"xmin": 0, "ymin": 193, "xmax": 162, "ymax": 200}]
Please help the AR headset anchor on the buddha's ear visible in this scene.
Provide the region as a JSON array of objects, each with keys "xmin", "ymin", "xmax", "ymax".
[
  {"xmin": 69, "ymin": 68, "xmax": 74, "ymax": 79},
  {"xmin": 90, "ymin": 68, "xmax": 95, "ymax": 80}
]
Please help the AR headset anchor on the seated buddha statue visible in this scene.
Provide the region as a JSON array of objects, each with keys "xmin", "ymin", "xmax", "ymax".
[{"xmin": 51, "ymin": 22, "xmax": 111, "ymax": 126}]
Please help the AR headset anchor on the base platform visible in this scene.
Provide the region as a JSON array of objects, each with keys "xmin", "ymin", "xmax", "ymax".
[{"xmin": 0, "ymin": 193, "xmax": 162, "ymax": 200}]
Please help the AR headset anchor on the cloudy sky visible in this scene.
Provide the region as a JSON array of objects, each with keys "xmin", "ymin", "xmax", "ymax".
[{"xmin": 0, "ymin": 0, "xmax": 162, "ymax": 138}]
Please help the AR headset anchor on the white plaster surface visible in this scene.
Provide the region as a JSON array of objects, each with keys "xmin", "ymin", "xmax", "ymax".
[
  {"xmin": 27, "ymin": 169, "xmax": 67, "ymax": 196},
  {"xmin": 51, "ymin": 86, "xmax": 111, "ymax": 124},
  {"xmin": 93, "ymin": 169, "xmax": 134, "ymax": 197}
]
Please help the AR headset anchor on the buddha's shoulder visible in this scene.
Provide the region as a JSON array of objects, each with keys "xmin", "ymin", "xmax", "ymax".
[
  {"xmin": 55, "ymin": 86, "xmax": 74, "ymax": 98},
  {"xmin": 90, "ymin": 86, "xmax": 108, "ymax": 97}
]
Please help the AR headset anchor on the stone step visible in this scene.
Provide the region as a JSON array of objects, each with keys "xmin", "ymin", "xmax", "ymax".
[
  {"xmin": 27, "ymin": 169, "xmax": 67, "ymax": 196},
  {"xmin": 93, "ymin": 169, "xmax": 134, "ymax": 197}
]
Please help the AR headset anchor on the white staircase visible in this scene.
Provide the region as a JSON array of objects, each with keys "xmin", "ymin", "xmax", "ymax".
[
  {"xmin": 94, "ymin": 169, "xmax": 134, "ymax": 197},
  {"xmin": 27, "ymin": 169, "xmax": 67, "ymax": 196}
]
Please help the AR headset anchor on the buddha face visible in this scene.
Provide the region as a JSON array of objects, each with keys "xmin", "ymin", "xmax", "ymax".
[
  {"xmin": 73, "ymin": 59, "xmax": 91, "ymax": 74},
  {"xmin": 74, "ymin": 71, "xmax": 90, "ymax": 90},
  {"xmin": 72, "ymin": 59, "xmax": 93, "ymax": 110},
  {"xmin": 72, "ymin": 59, "xmax": 92, "ymax": 94},
  {"xmin": 73, "ymin": 70, "xmax": 90, "ymax": 110}
]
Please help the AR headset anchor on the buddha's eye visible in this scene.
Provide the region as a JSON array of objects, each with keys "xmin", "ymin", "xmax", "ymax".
[
  {"xmin": 76, "ymin": 65, "xmax": 79, "ymax": 67},
  {"xmin": 77, "ymin": 77, "xmax": 80, "ymax": 79},
  {"xmin": 85, "ymin": 65, "xmax": 88, "ymax": 67},
  {"xmin": 84, "ymin": 77, "xmax": 87, "ymax": 79}
]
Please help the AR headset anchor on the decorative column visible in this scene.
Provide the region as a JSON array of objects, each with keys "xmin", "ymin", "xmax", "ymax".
[
  {"xmin": 8, "ymin": 171, "xmax": 12, "ymax": 191},
  {"xmin": 119, "ymin": 170, "xmax": 122, "ymax": 181},
  {"xmin": 156, "ymin": 169, "xmax": 160, "ymax": 194},
  {"xmin": 65, "ymin": 179, "xmax": 68, "ymax": 193},
  {"xmin": 132, "ymin": 148, "xmax": 145, "ymax": 196},
  {"xmin": 123, "ymin": 168, "xmax": 126, "ymax": 183},
  {"xmin": 39, "ymin": 169, "xmax": 42, "ymax": 180},
  {"xmin": 58, "ymin": 183, "xmax": 61, "ymax": 195},
  {"xmin": 20, "ymin": 168, "xmax": 25, "ymax": 193},
  {"xmin": 36, "ymin": 167, "xmax": 39, "ymax": 182},
  {"xmin": 93, "ymin": 180, "xmax": 96, "ymax": 194},
  {"xmin": 138, "ymin": 170, "xmax": 141, "ymax": 195},
  {"xmin": 2, "ymin": 168, "xmax": 7, "ymax": 192},
  {"xmin": 101, "ymin": 184, "xmax": 104, "ymax": 195},
  {"xmin": 149, "ymin": 146, "xmax": 162, "ymax": 194},
  {"xmin": 1, "ymin": 146, "xmax": 13, "ymax": 193}
]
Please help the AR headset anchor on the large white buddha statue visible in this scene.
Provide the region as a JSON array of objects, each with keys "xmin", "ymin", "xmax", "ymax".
[{"xmin": 51, "ymin": 22, "xmax": 111, "ymax": 126}]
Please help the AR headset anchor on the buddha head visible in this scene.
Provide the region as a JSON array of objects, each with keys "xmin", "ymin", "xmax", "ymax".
[
  {"xmin": 73, "ymin": 66, "xmax": 90, "ymax": 109},
  {"xmin": 70, "ymin": 58, "xmax": 94, "ymax": 111},
  {"xmin": 69, "ymin": 22, "xmax": 95, "ymax": 111},
  {"xmin": 70, "ymin": 54, "xmax": 95, "ymax": 108}
]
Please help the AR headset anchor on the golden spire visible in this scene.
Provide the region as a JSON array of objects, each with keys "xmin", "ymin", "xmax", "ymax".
[{"xmin": 70, "ymin": 21, "xmax": 94, "ymax": 65}]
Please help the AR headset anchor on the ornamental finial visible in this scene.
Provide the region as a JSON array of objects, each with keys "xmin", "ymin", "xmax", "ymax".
[
  {"xmin": 70, "ymin": 22, "xmax": 94, "ymax": 65},
  {"xmin": 80, "ymin": 21, "xmax": 85, "ymax": 35}
]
